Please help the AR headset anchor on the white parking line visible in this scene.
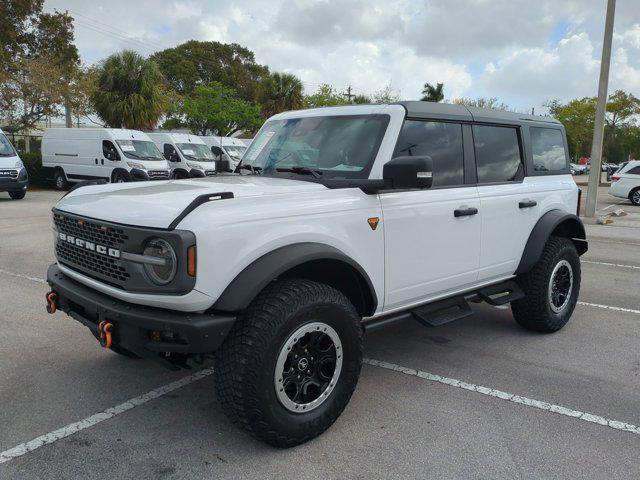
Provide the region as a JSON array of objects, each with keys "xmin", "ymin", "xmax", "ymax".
[
  {"xmin": 0, "ymin": 367, "xmax": 215, "ymax": 465},
  {"xmin": 0, "ymin": 268, "xmax": 46, "ymax": 284},
  {"xmin": 577, "ymin": 301, "xmax": 640, "ymax": 315},
  {"xmin": 582, "ymin": 260, "xmax": 640, "ymax": 270},
  {"xmin": 364, "ymin": 358, "xmax": 640, "ymax": 436}
]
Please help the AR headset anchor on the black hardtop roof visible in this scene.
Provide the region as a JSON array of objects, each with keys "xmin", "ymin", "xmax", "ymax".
[{"xmin": 396, "ymin": 101, "xmax": 562, "ymax": 127}]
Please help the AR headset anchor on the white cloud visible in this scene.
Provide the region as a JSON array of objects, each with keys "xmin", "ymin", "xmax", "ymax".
[{"xmin": 44, "ymin": 0, "xmax": 640, "ymax": 111}]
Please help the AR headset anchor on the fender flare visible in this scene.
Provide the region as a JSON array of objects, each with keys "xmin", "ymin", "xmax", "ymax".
[
  {"xmin": 515, "ymin": 210, "xmax": 588, "ymax": 275},
  {"xmin": 213, "ymin": 242, "xmax": 378, "ymax": 313}
]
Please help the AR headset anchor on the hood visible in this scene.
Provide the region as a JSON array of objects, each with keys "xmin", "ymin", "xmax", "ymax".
[
  {"xmin": 55, "ymin": 175, "xmax": 327, "ymax": 229},
  {"xmin": 0, "ymin": 155, "xmax": 21, "ymax": 169}
]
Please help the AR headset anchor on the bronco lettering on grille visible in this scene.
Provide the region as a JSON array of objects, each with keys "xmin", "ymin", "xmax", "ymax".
[{"xmin": 58, "ymin": 232, "xmax": 121, "ymax": 258}]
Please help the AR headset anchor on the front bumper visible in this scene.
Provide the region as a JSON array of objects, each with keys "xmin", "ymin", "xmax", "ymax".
[
  {"xmin": 47, "ymin": 264, "xmax": 235, "ymax": 359},
  {"xmin": 0, "ymin": 173, "xmax": 28, "ymax": 192},
  {"xmin": 129, "ymin": 168, "xmax": 171, "ymax": 181}
]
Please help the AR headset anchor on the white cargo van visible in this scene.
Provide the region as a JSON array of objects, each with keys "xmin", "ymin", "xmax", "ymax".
[
  {"xmin": 0, "ymin": 128, "xmax": 28, "ymax": 200},
  {"xmin": 201, "ymin": 136, "xmax": 248, "ymax": 169},
  {"xmin": 42, "ymin": 128, "xmax": 171, "ymax": 190},
  {"xmin": 147, "ymin": 132, "xmax": 217, "ymax": 178}
]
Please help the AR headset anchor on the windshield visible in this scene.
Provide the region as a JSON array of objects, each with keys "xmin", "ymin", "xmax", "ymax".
[
  {"xmin": 224, "ymin": 145, "xmax": 247, "ymax": 160},
  {"xmin": 0, "ymin": 133, "xmax": 16, "ymax": 157},
  {"xmin": 242, "ymin": 114, "xmax": 390, "ymax": 179},
  {"xmin": 116, "ymin": 140, "xmax": 164, "ymax": 161},
  {"xmin": 176, "ymin": 143, "xmax": 214, "ymax": 161}
]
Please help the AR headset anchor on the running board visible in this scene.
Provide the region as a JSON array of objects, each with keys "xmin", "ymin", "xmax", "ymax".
[
  {"xmin": 412, "ymin": 296, "xmax": 473, "ymax": 327},
  {"xmin": 475, "ymin": 280, "xmax": 524, "ymax": 306},
  {"xmin": 363, "ymin": 280, "xmax": 525, "ymax": 332}
]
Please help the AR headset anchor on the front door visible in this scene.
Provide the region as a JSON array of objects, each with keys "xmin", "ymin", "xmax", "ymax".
[{"xmin": 381, "ymin": 120, "xmax": 480, "ymax": 312}]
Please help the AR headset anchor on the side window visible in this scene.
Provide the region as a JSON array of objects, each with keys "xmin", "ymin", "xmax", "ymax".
[
  {"xmin": 530, "ymin": 127, "xmax": 568, "ymax": 173},
  {"xmin": 164, "ymin": 144, "xmax": 178, "ymax": 161},
  {"xmin": 102, "ymin": 140, "xmax": 119, "ymax": 161},
  {"xmin": 627, "ymin": 165, "xmax": 640, "ymax": 175},
  {"xmin": 393, "ymin": 120, "xmax": 464, "ymax": 187},
  {"xmin": 473, "ymin": 125, "xmax": 523, "ymax": 183}
]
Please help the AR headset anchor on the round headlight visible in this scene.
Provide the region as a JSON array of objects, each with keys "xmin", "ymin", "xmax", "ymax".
[{"xmin": 143, "ymin": 238, "xmax": 177, "ymax": 285}]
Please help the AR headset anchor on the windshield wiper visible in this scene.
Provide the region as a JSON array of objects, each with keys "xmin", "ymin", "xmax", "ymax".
[
  {"xmin": 276, "ymin": 166, "xmax": 323, "ymax": 178},
  {"xmin": 238, "ymin": 164, "xmax": 262, "ymax": 174}
]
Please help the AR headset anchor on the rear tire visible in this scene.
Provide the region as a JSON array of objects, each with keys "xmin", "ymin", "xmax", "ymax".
[
  {"xmin": 54, "ymin": 169, "xmax": 68, "ymax": 190},
  {"xmin": 9, "ymin": 190, "xmax": 26, "ymax": 200},
  {"xmin": 630, "ymin": 188, "xmax": 640, "ymax": 206},
  {"xmin": 512, "ymin": 236, "xmax": 581, "ymax": 333},
  {"xmin": 215, "ymin": 279, "xmax": 363, "ymax": 448}
]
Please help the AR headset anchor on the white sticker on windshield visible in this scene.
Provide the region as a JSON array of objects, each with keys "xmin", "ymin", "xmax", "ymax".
[
  {"xmin": 120, "ymin": 145, "xmax": 135, "ymax": 151},
  {"xmin": 182, "ymin": 149, "xmax": 195, "ymax": 155}
]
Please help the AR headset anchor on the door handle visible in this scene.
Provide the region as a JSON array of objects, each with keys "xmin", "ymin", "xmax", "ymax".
[
  {"xmin": 519, "ymin": 200, "xmax": 537, "ymax": 209},
  {"xmin": 101, "ymin": 159, "xmax": 104, "ymax": 165},
  {"xmin": 454, "ymin": 207, "xmax": 478, "ymax": 218},
  {"xmin": 95, "ymin": 158, "xmax": 98, "ymax": 164}
]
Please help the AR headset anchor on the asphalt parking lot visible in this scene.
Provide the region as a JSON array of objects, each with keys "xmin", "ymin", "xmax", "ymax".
[{"xmin": 1, "ymin": 186, "xmax": 639, "ymax": 479}]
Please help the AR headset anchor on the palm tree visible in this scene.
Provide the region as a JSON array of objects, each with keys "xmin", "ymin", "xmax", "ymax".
[
  {"xmin": 256, "ymin": 72, "xmax": 304, "ymax": 118},
  {"xmin": 92, "ymin": 50, "xmax": 167, "ymax": 129},
  {"xmin": 421, "ymin": 82, "xmax": 445, "ymax": 102}
]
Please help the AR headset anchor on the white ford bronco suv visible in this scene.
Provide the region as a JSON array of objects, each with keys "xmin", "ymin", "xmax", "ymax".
[{"xmin": 46, "ymin": 102, "xmax": 587, "ymax": 447}]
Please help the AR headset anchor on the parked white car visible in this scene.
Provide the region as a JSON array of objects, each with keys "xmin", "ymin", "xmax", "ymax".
[
  {"xmin": 0, "ymin": 128, "xmax": 28, "ymax": 200},
  {"xmin": 148, "ymin": 132, "xmax": 218, "ymax": 178},
  {"xmin": 46, "ymin": 103, "xmax": 587, "ymax": 448},
  {"xmin": 201, "ymin": 136, "xmax": 248, "ymax": 169},
  {"xmin": 42, "ymin": 128, "xmax": 171, "ymax": 189},
  {"xmin": 610, "ymin": 160, "xmax": 640, "ymax": 205}
]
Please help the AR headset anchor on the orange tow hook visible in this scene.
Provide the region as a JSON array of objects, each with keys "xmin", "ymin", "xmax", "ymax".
[
  {"xmin": 46, "ymin": 292, "xmax": 57, "ymax": 314},
  {"xmin": 98, "ymin": 321, "xmax": 114, "ymax": 349}
]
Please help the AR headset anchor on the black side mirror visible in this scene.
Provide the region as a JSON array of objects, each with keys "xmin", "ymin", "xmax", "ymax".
[
  {"xmin": 215, "ymin": 159, "xmax": 231, "ymax": 173},
  {"xmin": 383, "ymin": 155, "xmax": 433, "ymax": 190}
]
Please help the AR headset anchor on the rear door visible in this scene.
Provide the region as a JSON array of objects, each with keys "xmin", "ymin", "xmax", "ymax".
[
  {"xmin": 380, "ymin": 120, "xmax": 481, "ymax": 312},
  {"xmin": 473, "ymin": 124, "xmax": 537, "ymax": 281}
]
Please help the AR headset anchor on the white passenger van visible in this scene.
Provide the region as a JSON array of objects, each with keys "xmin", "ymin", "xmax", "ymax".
[
  {"xmin": 201, "ymin": 136, "xmax": 248, "ymax": 169},
  {"xmin": 0, "ymin": 128, "xmax": 28, "ymax": 200},
  {"xmin": 42, "ymin": 128, "xmax": 171, "ymax": 190},
  {"xmin": 147, "ymin": 132, "xmax": 217, "ymax": 179}
]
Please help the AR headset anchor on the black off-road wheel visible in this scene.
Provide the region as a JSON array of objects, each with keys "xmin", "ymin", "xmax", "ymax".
[
  {"xmin": 215, "ymin": 279, "xmax": 363, "ymax": 448},
  {"xmin": 9, "ymin": 190, "xmax": 26, "ymax": 200},
  {"xmin": 512, "ymin": 236, "xmax": 581, "ymax": 333}
]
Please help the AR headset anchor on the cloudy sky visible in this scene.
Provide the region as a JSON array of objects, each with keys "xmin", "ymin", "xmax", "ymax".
[{"xmin": 44, "ymin": 0, "xmax": 640, "ymax": 112}]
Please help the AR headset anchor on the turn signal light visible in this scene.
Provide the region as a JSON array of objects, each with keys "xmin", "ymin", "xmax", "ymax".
[{"xmin": 187, "ymin": 245, "xmax": 197, "ymax": 277}]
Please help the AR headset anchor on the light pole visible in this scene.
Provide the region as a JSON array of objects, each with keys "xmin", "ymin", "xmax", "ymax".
[{"xmin": 585, "ymin": 0, "xmax": 616, "ymax": 217}]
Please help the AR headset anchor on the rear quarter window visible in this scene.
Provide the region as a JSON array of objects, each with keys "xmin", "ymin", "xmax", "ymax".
[
  {"xmin": 530, "ymin": 127, "xmax": 568, "ymax": 174},
  {"xmin": 626, "ymin": 165, "xmax": 640, "ymax": 175}
]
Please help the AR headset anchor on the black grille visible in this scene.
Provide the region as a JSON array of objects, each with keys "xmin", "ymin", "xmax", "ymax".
[
  {"xmin": 205, "ymin": 170, "xmax": 217, "ymax": 177},
  {"xmin": 0, "ymin": 169, "xmax": 18, "ymax": 178},
  {"xmin": 56, "ymin": 241, "xmax": 130, "ymax": 283},
  {"xmin": 147, "ymin": 170, "xmax": 170, "ymax": 179},
  {"xmin": 53, "ymin": 212, "xmax": 130, "ymax": 286},
  {"xmin": 54, "ymin": 213, "xmax": 129, "ymax": 247}
]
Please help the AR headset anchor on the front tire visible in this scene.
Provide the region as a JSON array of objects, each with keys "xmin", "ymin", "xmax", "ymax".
[
  {"xmin": 113, "ymin": 171, "xmax": 129, "ymax": 183},
  {"xmin": 215, "ymin": 279, "xmax": 363, "ymax": 448},
  {"xmin": 630, "ymin": 188, "xmax": 640, "ymax": 206},
  {"xmin": 512, "ymin": 236, "xmax": 581, "ymax": 333},
  {"xmin": 9, "ymin": 190, "xmax": 26, "ymax": 200}
]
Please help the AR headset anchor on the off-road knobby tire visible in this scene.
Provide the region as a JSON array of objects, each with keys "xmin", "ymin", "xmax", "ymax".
[
  {"xmin": 214, "ymin": 279, "xmax": 363, "ymax": 448},
  {"xmin": 512, "ymin": 236, "xmax": 581, "ymax": 333},
  {"xmin": 8, "ymin": 190, "xmax": 26, "ymax": 200}
]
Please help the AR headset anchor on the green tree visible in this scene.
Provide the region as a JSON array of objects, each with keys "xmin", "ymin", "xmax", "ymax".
[
  {"xmin": 353, "ymin": 94, "xmax": 371, "ymax": 104},
  {"xmin": 546, "ymin": 97, "xmax": 597, "ymax": 158},
  {"xmin": 372, "ymin": 84, "xmax": 400, "ymax": 104},
  {"xmin": 151, "ymin": 40, "xmax": 269, "ymax": 100},
  {"xmin": 304, "ymin": 84, "xmax": 351, "ymax": 108},
  {"xmin": 453, "ymin": 97, "xmax": 512, "ymax": 111},
  {"xmin": 92, "ymin": 50, "xmax": 168, "ymax": 129},
  {"xmin": 256, "ymin": 72, "xmax": 304, "ymax": 118},
  {"xmin": 421, "ymin": 82, "xmax": 444, "ymax": 102},
  {"xmin": 176, "ymin": 82, "xmax": 261, "ymax": 136},
  {"xmin": 0, "ymin": 1, "xmax": 79, "ymax": 131}
]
